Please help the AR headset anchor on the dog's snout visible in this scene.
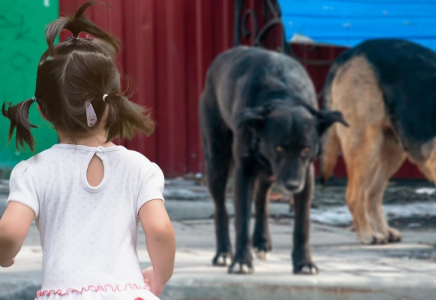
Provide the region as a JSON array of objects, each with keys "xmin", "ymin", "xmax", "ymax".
[{"xmin": 285, "ymin": 180, "xmax": 300, "ymax": 191}]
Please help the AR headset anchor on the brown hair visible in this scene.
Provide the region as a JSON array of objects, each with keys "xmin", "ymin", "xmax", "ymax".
[{"xmin": 2, "ymin": 1, "xmax": 155, "ymax": 151}]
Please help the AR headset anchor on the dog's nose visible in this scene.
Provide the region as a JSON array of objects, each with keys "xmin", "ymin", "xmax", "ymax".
[{"xmin": 285, "ymin": 180, "xmax": 300, "ymax": 191}]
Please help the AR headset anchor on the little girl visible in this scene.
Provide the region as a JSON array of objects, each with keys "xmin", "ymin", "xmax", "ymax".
[{"xmin": 0, "ymin": 2, "xmax": 175, "ymax": 300}]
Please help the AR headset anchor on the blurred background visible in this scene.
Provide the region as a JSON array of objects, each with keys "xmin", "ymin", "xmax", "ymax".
[
  {"xmin": 1, "ymin": 1, "xmax": 435, "ymax": 299},
  {"xmin": 1, "ymin": 0, "xmax": 432, "ymax": 180}
]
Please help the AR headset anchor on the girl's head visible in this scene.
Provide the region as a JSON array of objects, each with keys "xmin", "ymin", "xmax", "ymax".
[{"xmin": 2, "ymin": 2, "xmax": 155, "ymax": 151}]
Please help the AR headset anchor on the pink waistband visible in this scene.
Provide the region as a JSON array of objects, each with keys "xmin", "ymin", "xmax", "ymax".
[{"xmin": 36, "ymin": 283, "xmax": 150, "ymax": 298}]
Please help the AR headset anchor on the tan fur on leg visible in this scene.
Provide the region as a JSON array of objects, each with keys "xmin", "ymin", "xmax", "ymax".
[
  {"xmin": 330, "ymin": 56, "xmax": 395, "ymax": 244},
  {"xmin": 365, "ymin": 130, "xmax": 405, "ymax": 242}
]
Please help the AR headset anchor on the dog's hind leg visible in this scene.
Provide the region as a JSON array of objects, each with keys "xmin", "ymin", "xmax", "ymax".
[
  {"xmin": 365, "ymin": 131, "xmax": 405, "ymax": 242},
  {"xmin": 331, "ymin": 56, "xmax": 393, "ymax": 244},
  {"xmin": 200, "ymin": 92, "xmax": 233, "ymax": 267},
  {"xmin": 414, "ymin": 138, "xmax": 436, "ymax": 191},
  {"xmin": 252, "ymin": 177, "xmax": 273, "ymax": 260},
  {"xmin": 341, "ymin": 128, "xmax": 388, "ymax": 244}
]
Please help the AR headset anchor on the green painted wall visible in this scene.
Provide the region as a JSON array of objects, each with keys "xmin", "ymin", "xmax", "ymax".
[{"xmin": 0, "ymin": 0, "xmax": 59, "ymax": 177}]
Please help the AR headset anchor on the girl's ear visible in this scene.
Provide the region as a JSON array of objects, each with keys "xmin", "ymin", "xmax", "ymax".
[{"xmin": 36, "ymin": 105, "xmax": 47, "ymax": 121}]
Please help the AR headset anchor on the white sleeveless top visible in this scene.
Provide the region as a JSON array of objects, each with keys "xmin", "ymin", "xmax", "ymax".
[{"xmin": 7, "ymin": 144, "xmax": 164, "ymax": 300}]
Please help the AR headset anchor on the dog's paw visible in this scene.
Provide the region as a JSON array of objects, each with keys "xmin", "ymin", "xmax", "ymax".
[
  {"xmin": 293, "ymin": 261, "xmax": 318, "ymax": 275},
  {"xmin": 252, "ymin": 236, "xmax": 271, "ymax": 251},
  {"xmin": 387, "ymin": 227, "xmax": 402, "ymax": 243},
  {"xmin": 253, "ymin": 248, "xmax": 269, "ymax": 260},
  {"xmin": 252, "ymin": 240, "xmax": 271, "ymax": 261},
  {"xmin": 228, "ymin": 256, "xmax": 254, "ymax": 274},
  {"xmin": 212, "ymin": 252, "xmax": 232, "ymax": 267},
  {"xmin": 359, "ymin": 231, "xmax": 387, "ymax": 245}
]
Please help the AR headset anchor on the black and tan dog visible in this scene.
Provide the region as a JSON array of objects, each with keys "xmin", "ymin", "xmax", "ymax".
[
  {"xmin": 199, "ymin": 46, "xmax": 347, "ymax": 274},
  {"xmin": 322, "ymin": 39, "xmax": 436, "ymax": 244}
]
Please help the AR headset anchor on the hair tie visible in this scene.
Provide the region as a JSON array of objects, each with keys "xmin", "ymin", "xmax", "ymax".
[
  {"xmin": 102, "ymin": 94, "xmax": 108, "ymax": 102},
  {"xmin": 31, "ymin": 96, "xmax": 37, "ymax": 103},
  {"xmin": 65, "ymin": 36, "xmax": 79, "ymax": 42}
]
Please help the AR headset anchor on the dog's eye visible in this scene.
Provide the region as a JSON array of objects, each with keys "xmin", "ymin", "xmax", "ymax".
[
  {"xmin": 276, "ymin": 146, "xmax": 284, "ymax": 153},
  {"xmin": 300, "ymin": 148, "xmax": 310, "ymax": 157}
]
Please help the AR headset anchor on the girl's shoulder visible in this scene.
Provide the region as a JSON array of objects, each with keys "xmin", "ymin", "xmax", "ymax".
[
  {"xmin": 8, "ymin": 146, "xmax": 68, "ymax": 180},
  {"xmin": 13, "ymin": 146, "xmax": 58, "ymax": 169},
  {"xmin": 116, "ymin": 148, "xmax": 163, "ymax": 175},
  {"xmin": 122, "ymin": 148, "xmax": 151, "ymax": 163},
  {"xmin": 116, "ymin": 148, "xmax": 151, "ymax": 168}
]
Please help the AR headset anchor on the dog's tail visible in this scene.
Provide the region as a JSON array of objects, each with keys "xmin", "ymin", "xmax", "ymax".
[
  {"xmin": 320, "ymin": 63, "xmax": 341, "ymax": 185},
  {"xmin": 320, "ymin": 124, "xmax": 341, "ymax": 185}
]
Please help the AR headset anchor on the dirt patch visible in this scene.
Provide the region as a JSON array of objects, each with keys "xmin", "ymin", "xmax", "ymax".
[
  {"xmin": 268, "ymin": 178, "xmax": 436, "ymax": 207},
  {"xmin": 389, "ymin": 215, "xmax": 436, "ymax": 232}
]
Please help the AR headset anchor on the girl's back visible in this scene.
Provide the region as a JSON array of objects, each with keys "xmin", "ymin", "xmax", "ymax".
[
  {"xmin": 0, "ymin": 2, "xmax": 175, "ymax": 299},
  {"xmin": 10, "ymin": 145, "xmax": 161, "ymax": 296}
]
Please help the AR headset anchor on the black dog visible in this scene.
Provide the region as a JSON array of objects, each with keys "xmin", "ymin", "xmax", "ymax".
[{"xmin": 199, "ymin": 46, "xmax": 347, "ymax": 274}]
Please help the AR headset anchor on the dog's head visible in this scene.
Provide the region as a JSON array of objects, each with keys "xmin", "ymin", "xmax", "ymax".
[{"xmin": 238, "ymin": 101, "xmax": 348, "ymax": 194}]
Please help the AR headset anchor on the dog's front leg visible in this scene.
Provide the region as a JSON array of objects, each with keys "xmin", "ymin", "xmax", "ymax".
[
  {"xmin": 292, "ymin": 164, "xmax": 318, "ymax": 275},
  {"xmin": 252, "ymin": 177, "xmax": 273, "ymax": 260},
  {"xmin": 228, "ymin": 161, "xmax": 257, "ymax": 274}
]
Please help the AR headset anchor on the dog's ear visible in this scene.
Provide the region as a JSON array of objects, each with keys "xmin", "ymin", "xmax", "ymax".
[
  {"xmin": 316, "ymin": 110, "xmax": 349, "ymax": 136},
  {"xmin": 237, "ymin": 107, "xmax": 266, "ymax": 130}
]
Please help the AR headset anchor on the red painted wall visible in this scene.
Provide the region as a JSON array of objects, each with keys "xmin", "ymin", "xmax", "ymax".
[
  {"xmin": 59, "ymin": 0, "xmax": 423, "ymax": 179},
  {"xmin": 60, "ymin": 0, "xmax": 234, "ymax": 177}
]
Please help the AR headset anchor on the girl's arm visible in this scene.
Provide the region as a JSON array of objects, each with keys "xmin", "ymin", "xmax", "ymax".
[
  {"xmin": 139, "ymin": 199, "xmax": 175, "ymax": 296},
  {"xmin": 0, "ymin": 202, "xmax": 34, "ymax": 267}
]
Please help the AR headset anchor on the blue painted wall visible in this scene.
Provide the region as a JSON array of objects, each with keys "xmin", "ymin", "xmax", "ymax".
[{"xmin": 278, "ymin": 0, "xmax": 436, "ymax": 50}]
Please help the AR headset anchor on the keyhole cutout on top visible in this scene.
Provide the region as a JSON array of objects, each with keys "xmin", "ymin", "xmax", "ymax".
[{"xmin": 86, "ymin": 154, "xmax": 104, "ymax": 187}]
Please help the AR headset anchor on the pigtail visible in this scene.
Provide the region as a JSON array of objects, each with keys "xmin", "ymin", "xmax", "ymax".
[
  {"xmin": 46, "ymin": 1, "xmax": 121, "ymax": 56},
  {"xmin": 104, "ymin": 95, "xmax": 155, "ymax": 141},
  {"xmin": 2, "ymin": 99, "xmax": 38, "ymax": 151},
  {"xmin": 46, "ymin": 18, "xmax": 70, "ymax": 55}
]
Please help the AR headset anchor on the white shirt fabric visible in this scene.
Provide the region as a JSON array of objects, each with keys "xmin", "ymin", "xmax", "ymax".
[{"xmin": 7, "ymin": 144, "xmax": 164, "ymax": 300}]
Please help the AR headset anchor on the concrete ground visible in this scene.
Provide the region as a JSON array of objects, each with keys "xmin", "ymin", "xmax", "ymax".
[{"xmin": 1, "ymin": 179, "xmax": 435, "ymax": 300}]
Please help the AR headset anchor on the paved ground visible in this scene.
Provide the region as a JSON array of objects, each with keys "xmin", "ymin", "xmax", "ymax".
[{"xmin": 1, "ymin": 179, "xmax": 436, "ymax": 300}]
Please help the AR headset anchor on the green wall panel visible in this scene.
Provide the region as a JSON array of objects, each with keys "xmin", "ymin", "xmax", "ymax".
[{"xmin": 0, "ymin": 0, "xmax": 59, "ymax": 177}]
